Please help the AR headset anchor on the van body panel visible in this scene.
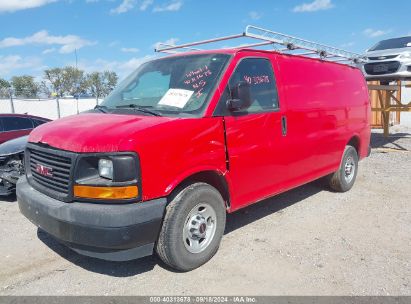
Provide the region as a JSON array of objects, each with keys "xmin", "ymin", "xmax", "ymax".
[
  {"xmin": 213, "ymin": 51, "xmax": 292, "ymax": 210},
  {"xmin": 270, "ymin": 53, "xmax": 370, "ymax": 188},
  {"xmin": 29, "ymin": 113, "xmax": 228, "ymax": 202}
]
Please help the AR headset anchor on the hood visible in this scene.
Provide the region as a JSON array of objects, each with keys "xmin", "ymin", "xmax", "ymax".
[
  {"xmin": 0, "ymin": 135, "xmax": 28, "ymax": 156},
  {"xmin": 365, "ymin": 47, "xmax": 410, "ymax": 57},
  {"xmin": 29, "ymin": 113, "xmax": 180, "ymax": 153}
]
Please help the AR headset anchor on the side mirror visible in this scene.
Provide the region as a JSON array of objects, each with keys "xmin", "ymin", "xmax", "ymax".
[{"xmin": 226, "ymin": 81, "xmax": 251, "ymax": 111}]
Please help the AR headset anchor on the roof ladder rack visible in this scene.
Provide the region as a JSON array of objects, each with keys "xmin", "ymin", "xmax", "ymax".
[{"xmin": 155, "ymin": 25, "xmax": 364, "ymax": 65}]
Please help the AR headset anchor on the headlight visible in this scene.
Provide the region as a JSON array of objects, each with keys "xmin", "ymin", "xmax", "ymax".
[
  {"xmin": 399, "ymin": 52, "xmax": 411, "ymax": 59},
  {"xmin": 74, "ymin": 153, "xmax": 140, "ymax": 201},
  {"xmin": 98, "ymin": 159, "xmax": 113, "ymax": 180}
]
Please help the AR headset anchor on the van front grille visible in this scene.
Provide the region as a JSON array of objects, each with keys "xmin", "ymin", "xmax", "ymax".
[
  {"xmin": 364, "ymin": 61, "xmax": 401, "ymax": 75},
  {"xmin": 26, "ymin": 144, "xmax": 76, "ymax": 201}
]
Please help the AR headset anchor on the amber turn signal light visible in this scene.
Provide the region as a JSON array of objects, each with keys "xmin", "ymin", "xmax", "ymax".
[{"xmin": 74, "ymin": 185, "xmax": 138, "ymax": 200}]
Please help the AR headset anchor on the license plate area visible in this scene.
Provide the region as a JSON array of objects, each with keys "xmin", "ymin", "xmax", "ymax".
[{"xmin": 374, "ymin": 64, "xmax": 389, "ymax": 73}]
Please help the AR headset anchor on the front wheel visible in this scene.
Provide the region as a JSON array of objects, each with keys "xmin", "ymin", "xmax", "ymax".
[
  {"xmin": 328, "ymin": 145, "xmax": 359, "ymax": 192},
  {"xmin": 156, "ymin": 182, "xmax": 226, "ymax": 271}
]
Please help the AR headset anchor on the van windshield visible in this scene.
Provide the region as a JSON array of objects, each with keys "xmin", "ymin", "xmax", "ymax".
[
  {"xmin": 369, "ymin": 36, "xmax": 411, "ymax": 51},
  {"xmin": 101, "ymin": 54, "xmax": 230, "ymax": 117}
]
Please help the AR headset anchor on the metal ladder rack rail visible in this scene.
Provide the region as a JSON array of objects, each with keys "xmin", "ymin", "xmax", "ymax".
[
  {"xmin": 245, "ymin": 26, "xmax": 362, "ymax": 62},
  {"xmin": 155, "ymin": 25, "xmax": 364, "ymax": 65}
]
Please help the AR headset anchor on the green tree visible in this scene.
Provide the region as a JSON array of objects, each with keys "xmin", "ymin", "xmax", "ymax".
[
  {"xmin": 102, "ymin": 71, "xmax": 118, "ymax": 96},
  {"xmin": 62, "ymin": 66, "xmax": 87, "ymax": 97},
  {"xmin": 11, "ymin": 75, "xmax": 39, "ymax": 98},
  {"xmin": 43, "ymin": 66, "xmax": 87, "ymax": 98},
  {"xmin": 0, "ymin": 78, "xmax": 11, "ymax": 98},
  {"xmin": 43, "ymin": 68, "xmax": 65, "ymax": 97},
  {"xmin": 86, "ymin": 71, "xmax": 118, "ymax": 101}
]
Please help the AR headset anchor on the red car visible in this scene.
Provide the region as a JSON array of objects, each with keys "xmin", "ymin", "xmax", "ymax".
[
  {"xmin": 0, "ymin": 114, "xmax": 50, "ymax": 144},
  {"xmin": 17, "ymin": 45, "xmax": 371, "ymax": 271}
]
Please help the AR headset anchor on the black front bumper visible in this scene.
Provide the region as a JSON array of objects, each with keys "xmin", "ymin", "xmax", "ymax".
[{"xmin": 17, "ymin": 177, "xmax": 167, "ymax": 261}]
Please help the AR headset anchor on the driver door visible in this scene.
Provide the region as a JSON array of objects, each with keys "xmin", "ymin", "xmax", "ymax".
[{"xmin": 215, "ymin": 56, "xmax": 290, "ymax": 210}]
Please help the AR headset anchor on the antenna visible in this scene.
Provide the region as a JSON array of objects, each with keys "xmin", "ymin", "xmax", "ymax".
[{"xmin": 75, "ymin": 48, "xmax": 78, "ymax": 69}]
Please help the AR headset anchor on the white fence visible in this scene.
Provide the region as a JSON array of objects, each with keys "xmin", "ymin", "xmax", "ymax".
[{"xmin": 0, "ymin": 98, "xmax": 102, "ymax": 120}]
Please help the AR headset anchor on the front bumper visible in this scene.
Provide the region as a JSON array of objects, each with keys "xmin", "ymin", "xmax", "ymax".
[
  {"xmin": 360, "ymin": 58, "xmax": 411, "ymax": 81},
  {"xmin": 17, "ymin": 176, "xmax": 166, "ymax": 261}
]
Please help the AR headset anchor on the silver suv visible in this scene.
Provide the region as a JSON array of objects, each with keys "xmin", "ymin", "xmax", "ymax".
[{"xmin": 360, "ymin": 36, "xmax": 411, "ymax": 81}]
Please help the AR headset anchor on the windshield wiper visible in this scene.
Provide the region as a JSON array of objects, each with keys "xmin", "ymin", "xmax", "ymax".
[
  {"xmin": 94, "ymin": 105, "xmax": 109, "ymax": 113},
  {"xmin": 115, "ymin": 104, "xmax": 162, "ymax": 116}
]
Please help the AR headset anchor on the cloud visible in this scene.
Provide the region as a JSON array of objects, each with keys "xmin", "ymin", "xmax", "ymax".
[
  {"xmin": 121, "ymin": 47, "xmax": 139, "ymax": 53},
  {"xmin": 77, "ymin": 55, "xmax": 154, "ymax": 79},
  {"xmin": 340, "ymin": 42, "xmax": 355, "ymax": 48},
  {"xmin": 139, "ymin": 0, "xmax": 153, "ymax": 11},
  {"xmin": 0, "ymin": 55, "xmax": 42, "ymax": 76},
  {"xmin": 363, "ymin": 28, "xmax": 392, "ymax": 38},
  {"xmin": 248, "ymin": 11, "xmax": 262, "ymax": 20},
  {"xmin": 110, "ymin": 0, "xmax": 135, "ymax": 14},
  {"xmin": 293, "ymin": 0, "xmax": 334, "ymax": 12},
  {"xmin": 153, "ymin": 0, "xmax": 182, "ymax": 12},
  {"xmin": 0, "ymin": 30, "xmax": 96, "ymax": 53},
  {"xmin": 0, "ymin": 0, "xmax": 57, "ymax": 13},
  {"xmin": 108, "ymin": 40, "xmax": 120, "ymax": 47},
  {"xmin": 152, "ymin": 38, "xmax": 179, "ymax": 50},
  {"xmin": 42, "ymin": 48, "xmax": 56, "ymax": 54}
]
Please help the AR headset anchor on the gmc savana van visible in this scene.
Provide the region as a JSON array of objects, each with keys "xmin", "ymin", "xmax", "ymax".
[{"xmin": 17, "ymin": 33, "xmax": 371, "ymax": 271}]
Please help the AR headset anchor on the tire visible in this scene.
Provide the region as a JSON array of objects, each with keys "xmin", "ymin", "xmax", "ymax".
[
  {"xmin": 156, "ymin": 182, "xmax": 226, "ymax": 271},
  {"xmin": 328, "ymin": 145, "xmax": 359, "ymax": 192}
]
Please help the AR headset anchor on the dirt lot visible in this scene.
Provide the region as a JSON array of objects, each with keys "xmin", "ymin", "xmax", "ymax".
[{"xmin": 0, "ymin": 127, "xmax": 410, "ymax": 296}]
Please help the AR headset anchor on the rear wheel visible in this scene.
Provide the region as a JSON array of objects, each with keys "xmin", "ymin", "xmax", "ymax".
[
  {"xmin": 328, "ymin": 145, "xmax": 359, "ymax": 192},
  {"xmin": 156, "ymin": 182, "xmax": 226, "ymax": 271}
]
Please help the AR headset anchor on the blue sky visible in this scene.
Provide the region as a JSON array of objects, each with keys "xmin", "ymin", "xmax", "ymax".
[{"xmin": 0, "ymin": 0, "xmax": 410, "ymax": 80}]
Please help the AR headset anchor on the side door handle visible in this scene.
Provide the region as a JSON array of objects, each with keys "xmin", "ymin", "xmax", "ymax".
[{"xmin": 281, "ymin": 115, "xmax": 287, "ymax": 136}]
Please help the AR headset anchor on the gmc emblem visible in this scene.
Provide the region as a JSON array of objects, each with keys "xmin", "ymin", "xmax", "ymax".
[{"xmin": 35, "ymin": 164, "xmax": 53, "ymax": 177}]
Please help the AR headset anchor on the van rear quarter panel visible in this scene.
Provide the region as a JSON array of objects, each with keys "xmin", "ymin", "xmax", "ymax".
[{"xmin": 275, "ymin": 54, "xmax": 370, "ymax": 184}]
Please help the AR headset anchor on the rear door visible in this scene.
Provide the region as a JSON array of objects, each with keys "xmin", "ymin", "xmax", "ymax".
[{"xmin": 214, "ymin": 55, "xmax": 290, "ymax": 210}]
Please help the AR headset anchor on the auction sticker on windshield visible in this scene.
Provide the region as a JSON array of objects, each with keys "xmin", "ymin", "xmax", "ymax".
[{"xmin": 158, "ymin": 89, "xmax": 194, "ymax": 108}]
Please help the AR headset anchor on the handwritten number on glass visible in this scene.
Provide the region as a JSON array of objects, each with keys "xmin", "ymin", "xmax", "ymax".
[
  {"xmin": 183, "ymin": 65, "xmax": 212, "ymax": 98},
  {"xmin": 243, "ymin": 75, "xmax": 270, "ymax": 85}
]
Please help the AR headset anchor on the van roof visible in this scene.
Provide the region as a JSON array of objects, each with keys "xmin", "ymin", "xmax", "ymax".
[{"xmin": 160, "ymin": 48, "xmax": 360, "ymax": 69}]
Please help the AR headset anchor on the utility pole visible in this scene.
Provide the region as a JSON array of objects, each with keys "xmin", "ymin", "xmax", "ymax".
[
  {"xmin": 75, "ymin": 48, "xmax": 79, "ymax": 114},
  {"xmin": 9, "ymin": 88, "xmax": 15, "ymax": 114}
]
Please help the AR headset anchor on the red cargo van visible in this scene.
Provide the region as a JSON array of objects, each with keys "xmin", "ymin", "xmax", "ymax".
[{"xmin": 17, "ymin": 46, "xmax": 370, "ymax": 271}]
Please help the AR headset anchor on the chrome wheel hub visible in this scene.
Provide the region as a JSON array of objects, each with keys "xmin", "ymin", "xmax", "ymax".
[
  {"xmin": 183, "ymin": 203, "xmax": 217, "ymax": 254},
  {"xmin": 344, "ymin": 156, "xmax": 355, "ymax": 183}
]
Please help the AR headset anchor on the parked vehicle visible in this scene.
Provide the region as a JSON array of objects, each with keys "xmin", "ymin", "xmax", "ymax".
[
  {"xmin": 0, "ymin": 114, "xmax": 50, "ymax": 144},
  {"xmin": 17, "ymin": 32, "xmax": 371, "ymax": 271},
  {"xmin": 0, "ymin": 136, "xmax": 28, "ymax": 196},
  {"xmin": 360, "ymin": 36, "xmax": 411, "ymax": 81}
]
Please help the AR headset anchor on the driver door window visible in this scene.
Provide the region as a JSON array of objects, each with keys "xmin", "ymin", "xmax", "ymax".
[{"xmin": 215, "ymin": 58, "xmax": 279, "ymax": 115}]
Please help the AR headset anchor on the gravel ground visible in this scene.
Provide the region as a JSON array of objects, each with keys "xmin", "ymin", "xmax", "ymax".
[{"xmin": 0, "ymin": 127, "xmax": 410, "ymax": 296}]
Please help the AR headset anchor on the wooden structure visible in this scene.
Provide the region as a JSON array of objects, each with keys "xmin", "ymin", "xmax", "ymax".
[{"xmin": 368, "ymin": 80, "xmax": 411, "ymax": 137}]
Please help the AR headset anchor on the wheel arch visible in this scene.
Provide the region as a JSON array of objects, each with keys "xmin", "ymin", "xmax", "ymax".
[
  {"xmin": 166, "ymin": 170, "xmax": 231, "ymax": 210},
  {"xmin": 347, "ymin": 135, "xmax": 361, "ymax": 155}
]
